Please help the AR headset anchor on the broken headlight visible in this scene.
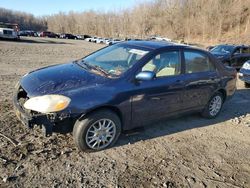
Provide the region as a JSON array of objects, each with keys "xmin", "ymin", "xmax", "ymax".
[{"xmin": 24, "ymin": 95, "xmax": 71, "ymax": 113}]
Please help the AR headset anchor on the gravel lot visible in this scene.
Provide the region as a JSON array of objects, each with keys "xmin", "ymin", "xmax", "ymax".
[{"xmin": 0, "ymin": 37, "xmax": 250, "ymax": 188}]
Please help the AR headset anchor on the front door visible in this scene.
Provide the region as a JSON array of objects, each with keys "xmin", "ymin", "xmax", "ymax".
[{"xmin": 131, "ymin": 50, "xmax": 185, "ymax": 127}]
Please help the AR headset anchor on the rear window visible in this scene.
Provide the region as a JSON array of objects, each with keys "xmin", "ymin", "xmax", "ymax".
[{"xmin": 184, "ymin": 51, "xmax": 215, "ymax": 73}]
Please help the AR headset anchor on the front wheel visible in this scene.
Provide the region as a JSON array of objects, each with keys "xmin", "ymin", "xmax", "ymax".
[
  {"xmin": 73, "ymin": 110, "xmax": 121, "ymax": 152},
  {"xmin": 201, "ymin": 92, "xmax": 223, "ymax": 118}
]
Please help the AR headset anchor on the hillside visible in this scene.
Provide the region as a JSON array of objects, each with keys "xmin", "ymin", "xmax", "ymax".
[{"xmin": 0, "ymin": 0, "xmax": 250, "ymax": 44}]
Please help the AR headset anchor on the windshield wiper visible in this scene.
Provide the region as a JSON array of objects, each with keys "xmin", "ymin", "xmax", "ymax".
[
  {"xmin": 91, "ymin": 65, "xmax": 110, "ymax": 77},
  {"xmin": 74, "ymin": 60, "xmax": 90, "ymax": 71},
  {"xmin": 81, "ymin": 61, "xmax": 110, "ymax": 77},
  {"xmin": 81, "ymin": 61, "xmax": 93, "ymax": 70}
]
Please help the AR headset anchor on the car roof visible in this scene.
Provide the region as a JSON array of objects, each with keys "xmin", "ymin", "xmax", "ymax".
[{"xmin": 121, "ymin": 40, "xmax": 191, "ymax": 50}]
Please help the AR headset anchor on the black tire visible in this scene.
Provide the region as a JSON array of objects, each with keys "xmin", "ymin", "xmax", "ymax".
[
  {"xmin": 245, "ymin": 82, "xmax": 250, "ymax": 88},
  {"xmin": 73, "ymin": 110, "xmax": 121, "ymax": 152},
  {"xmin": 201, "ymin": 92, "xmax": 224, "ymax": 119}
]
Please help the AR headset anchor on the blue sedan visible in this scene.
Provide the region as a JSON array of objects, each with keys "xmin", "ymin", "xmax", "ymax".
[{"xmin": 13, "ymin": 41, "xmax": 237, "ymax": 152}]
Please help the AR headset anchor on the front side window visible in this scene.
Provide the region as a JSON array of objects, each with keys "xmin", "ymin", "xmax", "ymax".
[
  {"xmin": 184, "ymin": 51, "xmax": 215, "ymax": 73},
  {"xmin": 78, "ymin": 45, "xmax": 150, "ymax": 77},
  {"xmin": 142, "ymin": 51, "xmax": 181, "ymax": 77}
]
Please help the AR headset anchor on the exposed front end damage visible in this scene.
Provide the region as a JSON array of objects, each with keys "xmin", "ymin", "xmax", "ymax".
[{"xmin": 13, "ymin": 84, "xmax": 76, "ymax": 136}]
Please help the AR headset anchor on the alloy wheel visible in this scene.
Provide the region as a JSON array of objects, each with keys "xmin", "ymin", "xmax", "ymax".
[
  {"xmin": 209, "ymin": 96, "xmax": 222, "ymax": 116},
  {"xmin": 85, "ymin": 119, "xmax": 116, "ymax": 150}
]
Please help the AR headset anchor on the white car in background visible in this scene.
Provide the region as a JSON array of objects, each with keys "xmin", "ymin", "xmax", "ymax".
[
  {"xmin": 93, "ymin": 37, "xmax": 102, "ymax": 43},
  {"xmin": 86, "ymin": 37, "xmax": 97, "ymax": 42},
  {"xmin": 0, "ymin": 27, "xmax": 19, "ymax": 40},
  {"xmin": 96, "ymin": 38, "xmax": 109, "ymax": 44},
  {"xmin": 85, "ymin": 37, "xmax": 92, "ymax": 42},
  {"xmin": 150, "ymin": 36, "xmax": 171, "ymax": 42}
]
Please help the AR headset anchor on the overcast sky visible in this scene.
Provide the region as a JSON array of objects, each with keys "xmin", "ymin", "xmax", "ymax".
[{"xmin": 0, "ymin": 0, "xmax": 145, "ymax": 16}]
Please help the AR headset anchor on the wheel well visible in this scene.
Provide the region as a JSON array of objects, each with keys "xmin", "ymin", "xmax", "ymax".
[
  {"xmin": 79, "ymin": 106, "xmax": 123, "ymax": 127},
  {"xmin": 217, "ymin": 89, "xmax": 227, "ymax": 102}
]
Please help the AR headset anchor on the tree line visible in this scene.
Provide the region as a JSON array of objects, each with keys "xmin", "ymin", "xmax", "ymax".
[
  {"xmin": 1, "ymin": 0, "xmax": 250, "ymax": 42},
  {"xmin": 0, "ymin": 8, "xmax": 47, "ymax": 31}
]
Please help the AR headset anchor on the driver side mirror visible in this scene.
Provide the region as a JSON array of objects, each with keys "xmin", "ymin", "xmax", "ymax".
[{"xmin": 135, "ymin": 71, "xmax": 155, "ymax": 81}]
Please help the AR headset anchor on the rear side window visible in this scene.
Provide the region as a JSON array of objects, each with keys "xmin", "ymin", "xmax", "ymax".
[{"xmin": 184, "ymin": 51, "xmax": 215, "ymax": 73}]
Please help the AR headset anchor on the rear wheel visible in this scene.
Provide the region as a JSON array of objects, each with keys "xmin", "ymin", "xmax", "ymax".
[
  {"xmin": 73, "ymin": 110, "xmax": 121, "ymax": 152},
  {"xmin": 201, "ymin": 92, "xmax": 223, "ymax": 118}
]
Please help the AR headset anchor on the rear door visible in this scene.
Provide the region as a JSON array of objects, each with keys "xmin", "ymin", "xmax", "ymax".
[{"xmin": 181, "ymin": 50, "xmax": 219, "ymax": 110}]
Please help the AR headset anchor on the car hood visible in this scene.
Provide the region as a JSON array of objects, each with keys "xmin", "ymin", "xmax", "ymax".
[{"xmin": 20, "ymin": 62, "xmax": 108, "ymax": 97}]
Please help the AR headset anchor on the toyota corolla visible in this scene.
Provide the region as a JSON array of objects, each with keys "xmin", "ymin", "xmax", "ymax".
[{"xmin": 13, "ymin": 41, "xmax": 237, "ymax": 152}]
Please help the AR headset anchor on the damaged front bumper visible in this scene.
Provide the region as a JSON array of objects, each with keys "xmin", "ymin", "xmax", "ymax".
[
  {"xmin": 13, "ymin": 85, "xmax": 77, "ymax": 137},
  {"xmin": 13, "ymin": 96, "xmax": 54, "ymax": 136}
]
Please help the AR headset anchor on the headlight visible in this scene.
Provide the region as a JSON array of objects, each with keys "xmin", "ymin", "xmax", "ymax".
[
  {"xmin": 24, "ymin": 95, "xmax": 71, "ymax": 113},
  {"xmin": 242, "ymin": 62, "xmax": 250, "ymax": 70}
]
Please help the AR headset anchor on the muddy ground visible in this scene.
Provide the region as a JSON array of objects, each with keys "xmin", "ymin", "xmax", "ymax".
[{"xmin": 0, "ymin": 37, "xmax": 250, "ymax": 188}]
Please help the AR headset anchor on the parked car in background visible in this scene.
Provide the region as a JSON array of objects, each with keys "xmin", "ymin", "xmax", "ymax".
[
  {"xmin": 83, "ymin": 35, "xmax": 91, "ymax": 39},
  {"xmin": 105, "ymin": 39, "xmax": 112, "ymax": 45},
  {"xmin": 210, "ymin": 44, "xmax": 250, "ymax": 69},
  {"xmin": 76, "ymin": 35, "xmax": 84, "ymax": 40},
  {"xmin": 0, "ymin": 22, "xmax": 19, "ymax": 40},
  {"xmin": 14, "ymin": 41, "xmax": 237, "ymax": 152},
  {"xmin": 60, "ymin": 33, "xmax": 77, "ymax": 39},
  {"xmin": 96, "ymin": 38, "xmax": 109, "ymax": 44},
  {"xmin": 108, "ymin": 39, "xmax": 122, "ymax": 45},
  {"xmin": 85, "ymin": 36, "xmax": 97, "ymax": 42},
  {"xmin": 40, "ymin": 31, "xmax": 59, "ymax": 38},
  {"xmin": 93, "ymin": 37, "xmax": 102, "ymax": 43},
  {"xmin": 239, "ymin": 60, "xmax": 250, "ymax": 87},
  {"xmin": 19, "ymin": 30, "xmax": 38, "ymax": 37},
  {"xmin": 85, "ymin": 37, "xmax": 92, "ymax": 42},
  {"xmin": 150, "ymin": 36, "xmax": 171, "ymax": 42},
  {"xmin": 90, "ymin": 37, "xmax": 97, "ymax": 42}
]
